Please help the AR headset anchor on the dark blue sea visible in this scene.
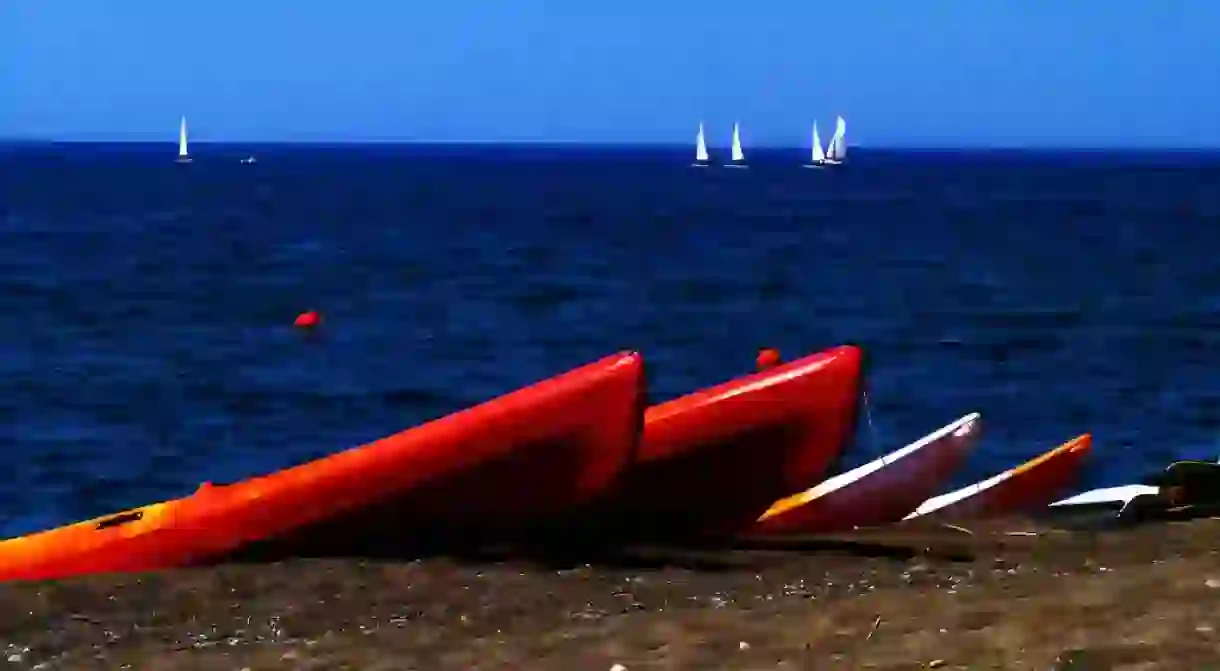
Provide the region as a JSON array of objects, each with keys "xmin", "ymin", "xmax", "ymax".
[{"xmin": 1, "ymin": 142, "xmax": 1218, "ymax": 538}]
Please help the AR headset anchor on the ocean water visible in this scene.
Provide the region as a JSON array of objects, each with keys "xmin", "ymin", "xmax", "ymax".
[{"xmin": 0, "ymin": 142, "xmax": 1218, "ymax": 537}]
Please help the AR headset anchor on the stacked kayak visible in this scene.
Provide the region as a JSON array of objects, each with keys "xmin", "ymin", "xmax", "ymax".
[
  {"xmin": 746, "ymin": 421, "xmax": 1096, "ymax": 536},
  {"xmin": 590, "ymin": 345, "xmax": 864, "ymax": 539},
  {"xmin": 750, "ymin": 413, "xmax": 981, "ymax": 535},
  {"xmin": 0, "ymin": 352, "xmax": 646, "ymax": 581},
  {"xmin": 0, "ymin": 345, "xmax": 866, "ymax": 580},
  {"xmin": 0, "ymin": 337, "xmax": 1195, "ymax": 582},
  {"xmin": 906, "ymin": 434, "xmax": 1093, "ymax": 521}
]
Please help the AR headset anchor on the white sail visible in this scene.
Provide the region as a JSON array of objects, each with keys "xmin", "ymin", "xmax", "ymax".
[
  {"xmin": 826, "ymin": 116, "xmax": 847, "ymax": 161},
  {"xmin": 835, "ymin": 115, "xmax": 847, "ymax": 159},
  {"xmin": 730, "ymin": 122, "xmax": 745, "ymax": 162},
  {"xmin": 178, "ymin": 116, "xmax": 189, "ymax": 158},
  {"xmin": 811, "ymin": 123, "xmax": 826, "ymax": 163},
  {"xmin": 695, "ymin": 123, "xmax": 709, "ymax": 162}
]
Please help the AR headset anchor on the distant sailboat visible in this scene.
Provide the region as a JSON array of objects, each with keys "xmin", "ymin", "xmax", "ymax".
[
  {"xmin": 823, "ymin": 116, "xmax": 847, "ymax": 166},
  {"xmin": 176, "ymin": 116, "xmax": 192, "ymax": 163},
  {"xmin": 693, "ymin": 123, "xmax": 710, "ymax": 167},
  {"xmin": 726, "ymin": 122, "xmax": 747, "ymax": 168},
  {"xmin": 804, "ymin": 122, "xmax": 827, "ymax": 168}
]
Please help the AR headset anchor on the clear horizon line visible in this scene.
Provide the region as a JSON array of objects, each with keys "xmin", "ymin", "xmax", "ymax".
[{"xmin": 4, "ymin": 137, "xmax": 1220, "ymax": 152}]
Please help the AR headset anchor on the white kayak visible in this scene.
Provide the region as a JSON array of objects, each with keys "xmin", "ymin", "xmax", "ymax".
[
  {"xmin": 1049, "ymin": 484, "xmax": 1159, "ymax": 509},
  {"xmin": 1041, "ymin": 483, "xmax": 1164, "ymax": 523}
]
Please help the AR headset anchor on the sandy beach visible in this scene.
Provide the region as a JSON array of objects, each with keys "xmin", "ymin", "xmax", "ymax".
[{"xmin": 1, "ymin": 516, "xmax": 1216, "ymax": 669}]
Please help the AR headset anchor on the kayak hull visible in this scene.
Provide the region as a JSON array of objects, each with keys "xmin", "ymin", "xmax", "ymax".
[
  {"xmin": 750, "ymin": 413, "xmax": 981, "ymax": 536},
  {"xmin": 592, "ymin": 345, "xmax": 864, "ymax": 539},
  {"xmin": 1050, "ymin": 484, "xmax": 1158, "ymax": 510},
  {"xmin": 1041, "ymin": 460, "xmax": 1220, "ymax": 526},
  {"xmin": 905, "ymin": 434, "xmax": 1092, "ymax": 521},
  {"xmin": 0, "ymin": 352, "xmax": 646, "ymax": 581}
]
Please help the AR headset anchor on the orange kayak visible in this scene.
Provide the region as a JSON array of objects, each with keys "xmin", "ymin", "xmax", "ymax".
[
  {"xmin": 749, "ymin": 413, "xmax": 981, "ymax": 536},
  {"xmin": 0, "ymin": 352, "xmax": 645, "ymax": 582},
  {"xmin": 593, "ymin": 345, "xmax": 864, "ymax": 539},
  {"xmin": 904, "ymin": 434, "xmax": 1092, "ymax": 521}
]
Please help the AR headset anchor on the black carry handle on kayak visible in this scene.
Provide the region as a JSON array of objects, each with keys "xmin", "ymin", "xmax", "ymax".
[{"xmin": 95, "ymin": 510, "xmax": 144, "ymax": 530}]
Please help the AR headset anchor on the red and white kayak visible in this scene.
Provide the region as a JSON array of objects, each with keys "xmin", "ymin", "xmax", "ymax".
[
  {"xmin": 749, "ymin": 413, "xmax": 981, "ymax": 535},
  {"xmin": 904, "ymin": 434, "xmax": 1092, "ymax": 521}
]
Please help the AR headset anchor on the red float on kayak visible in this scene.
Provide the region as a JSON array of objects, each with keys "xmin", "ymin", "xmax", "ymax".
[
  {"xmin": 0, "ymin": 352, "xmax": 646, "ymax": 581},
  {"xmin": 592, "ymin": 345, "xmax": 865, "ymax": 539}
]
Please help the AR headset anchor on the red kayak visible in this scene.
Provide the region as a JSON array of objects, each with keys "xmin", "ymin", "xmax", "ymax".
[
  {"xmin": 592, "ymin": 345, "xmax": 864, "ymax": 539},
  {"xmin": 904, "ymin": 434, "xmax": 1093, "ymax": 521},
  {"xmin": 0, "ymin": 352, "xmax": 645, "ymax": 581}
]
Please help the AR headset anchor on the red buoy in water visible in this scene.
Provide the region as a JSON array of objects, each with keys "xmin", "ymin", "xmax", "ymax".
[
  {"xmin": 294, "ymin": 310, "xmax": 321, "ymax": 329},
  {"xmin": 756, "ymin": 347, "xmax": 782, "ymax": 372}
]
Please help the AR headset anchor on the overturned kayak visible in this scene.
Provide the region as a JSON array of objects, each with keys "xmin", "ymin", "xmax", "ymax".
[
  {"xmin": 749, "ymin": 413, "xmax": 981, "ymax": 536},
  {"xmin": 1045, "ymin": 460, "xmax": 1220, "ymax": 515},
  {"xmin": 904, "ymin": 434, "xmax": 1092, "ymax": 521},
  {"xmin": 1042, "ymin": 459, "xmax": 1220, "ymax": 525},
  {"xmin": 1038, "ymin": 484, "xmax": 1164, "ymax": 527},
  {"xmin": 592, "ymin": 345, "xmax": 864, "ymax": 539},
  {"xmin": 1049, "ymin": 484, "xmax": 1158, "ymax": 512},
  {"xmin": 0, "ymin": 352, "xmax": 646, "ymax": 582}
]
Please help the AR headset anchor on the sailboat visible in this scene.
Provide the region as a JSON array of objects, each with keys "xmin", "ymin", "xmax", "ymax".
[
  {"xmin": 176, "ymin": 116, "xmax": 192, "ymax": 164},
  {"xmin": 823, "ymin": 116, "xmax": 847, "ymax": 166},
  {"xmin": 804, "ymin": 122, "xmax": 827, "ymax": 168},
  {"xmin": 726, "ymin": 122, "xmax": 747, "ymax": 168},
  {"xmin": 693, "ymin": 123, "xmax": 710, "ymax": 167}
]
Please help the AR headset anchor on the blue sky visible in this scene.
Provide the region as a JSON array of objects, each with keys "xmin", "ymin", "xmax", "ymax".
[{"xmin": 5, "ymin": 2, "xmax": 1220, "ymax": 147}]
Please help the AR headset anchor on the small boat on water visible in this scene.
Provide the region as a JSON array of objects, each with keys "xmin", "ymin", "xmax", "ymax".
[
  {"xmin": 240, "ymin": 156, "xmax": 257, "ymax": 164},
  {"xmin": 905, "ymin": 434, "xmax": 1092, "ymax": 521},
  {"xmin": 0, "ymin": 353, "xmax": 646, "ymax": 582},
  {"xmin": 725, "ymin": 122, "xmax": 747, "ymax": 168},
  {"xmin": 821, "ymin": 116, "xmax": 848, "ymax": 166},
  {"xmin": 693, "ymin": 123, "xmax": 710, "ymax": 167},
  {"xmin": 803, "ymin": 122, "xmax": 827, "ymax": 168},
  {"xmin": 589, "ymin": 345, "xmax": 864, "ymax": 540},
  {"xmin": 176, "ymin": 116, "xmax": 192, "ymax": 164},
  {"xmin": 748, "ymin": 413, "xmax": 981, "ymax": 536}
]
